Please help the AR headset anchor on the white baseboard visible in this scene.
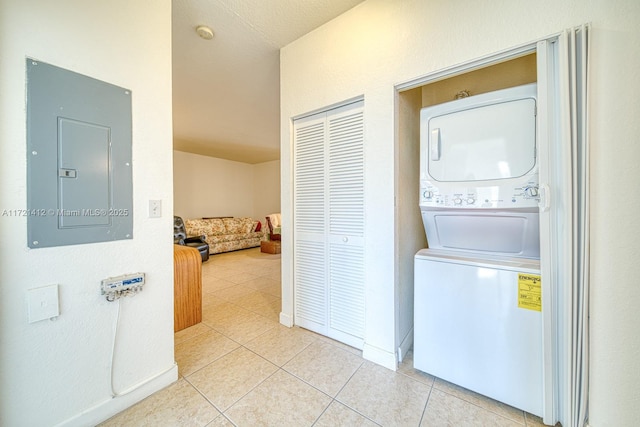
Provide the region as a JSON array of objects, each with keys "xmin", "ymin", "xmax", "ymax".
[
  {"xmin": 55, "ymin": 363, "xmax": 178, "ymax": 427},
  {"xmin": 363, "ymin": 343, "xmax": 397, "ymax": 371},
  {"xmin": 279, "ymin": 311, "xmax": 293, "ymax": 327},
  {"xmin": 398, "ymin": 328, "xmax": 414, "ymax": 363}
]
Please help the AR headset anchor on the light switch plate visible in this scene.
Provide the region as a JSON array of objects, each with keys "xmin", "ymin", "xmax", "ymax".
[
  {"xmin": 28, "ymin": 284, "xmax": 59, "ymax": 323},
  {"xmin": 149, "ymin": 200, "xmax": 162, "ymax": 218}
]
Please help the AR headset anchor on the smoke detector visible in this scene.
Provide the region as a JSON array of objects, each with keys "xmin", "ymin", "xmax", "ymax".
[{"xmin": 196, "ymin": 25, "xmax": 214, "ymax": 40}]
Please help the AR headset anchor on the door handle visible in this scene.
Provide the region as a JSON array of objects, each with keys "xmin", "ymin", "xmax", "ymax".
[
  {"xmin": 539, "ymin": 183, "xmax": 551, "ymax": 212},
  {"xmin": 430, "ymin": 128, "xmax": 441, "ymax": 161}
]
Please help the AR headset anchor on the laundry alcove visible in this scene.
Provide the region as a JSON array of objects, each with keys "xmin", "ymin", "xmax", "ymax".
[{"xmin": 395, "ymin": 26, "xmax": 590, "ymax": 427}]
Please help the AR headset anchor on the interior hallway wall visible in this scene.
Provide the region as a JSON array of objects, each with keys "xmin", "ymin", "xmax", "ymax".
[
  {"xmin": 0, "ymin": 1, "xmax": 175, "ymax": 426},
  {"xmin": 280, "ymin": 0, "xmax": 640, "ymax": 425},
  {"xmin": 173, "ymin": 150, "xmax": 280, "ymax": 222},
  {"xmin": 253, "ymin": 160, "xmax": 282, "ymax": 221}
]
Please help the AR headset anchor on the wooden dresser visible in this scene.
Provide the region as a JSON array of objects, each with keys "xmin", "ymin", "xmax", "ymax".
[{"xmin": 173, "ymin": 245, "xmax": 202, "ymax": 332}]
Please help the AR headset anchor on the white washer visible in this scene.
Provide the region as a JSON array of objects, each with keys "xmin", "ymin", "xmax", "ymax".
[{"xmin": 414, "ymin": 249, "xmax": 543, "ymax": 416}]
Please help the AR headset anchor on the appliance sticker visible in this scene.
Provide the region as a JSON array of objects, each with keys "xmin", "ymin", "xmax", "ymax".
[{"xmin": 518, "ymin": 273, "xmax": 541, "ymax": 312}]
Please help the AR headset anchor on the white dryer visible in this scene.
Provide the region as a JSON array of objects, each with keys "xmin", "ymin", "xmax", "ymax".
[{"xmin": 419, "ymin": 83, "xmax": 540, "ymax": 258}]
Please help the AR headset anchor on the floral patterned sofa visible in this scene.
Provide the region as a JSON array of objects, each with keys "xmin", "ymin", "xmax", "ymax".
[{"xmin": 184, "ymin": 217, "xmax": 267, "ymax": 254}]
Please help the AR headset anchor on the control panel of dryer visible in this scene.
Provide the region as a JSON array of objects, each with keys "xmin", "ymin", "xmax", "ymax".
[{"xmin": 419, "ymin": 175, "xmax": 540, "ymax": 210}]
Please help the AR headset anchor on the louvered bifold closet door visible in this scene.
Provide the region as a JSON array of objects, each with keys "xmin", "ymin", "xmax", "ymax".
[
  {"xmin": 293, "ymin": 100, "xmax": 365, "ymax": 348},
  {"xmin": 293, "ymin": 112, "xmax": 328, "ymax": 332},
  {"xmin": 327, "ymin": 102, "xmax": 365, "ymax": 347}
]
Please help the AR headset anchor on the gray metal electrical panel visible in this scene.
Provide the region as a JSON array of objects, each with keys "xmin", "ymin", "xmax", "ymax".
[{"xmin": 26, "ymin": 59, "xmax": 133, "ymax": 248}]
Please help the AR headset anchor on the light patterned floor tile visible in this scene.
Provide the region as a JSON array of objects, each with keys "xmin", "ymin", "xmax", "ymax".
[
  {"xmin": 336, "ymin": 360, "xmax": 431, "ymax": 426},
  {"xmin": 241, "ymin": 275, "xmax": 280, "ymax": 291},
  {"xmin": 314, "ymin": 333, "xmax": 362, "ymax": 357},
  {"xmin": 202, "ymin": 277, "xmax": 237, "ymax": 294},
  {"xmin": 204, "ymin": 266, "xmax": 240, "ymax": 279},
  {"xmin": 398, "ymin": 349, "xmax": 436, "ymax": 386},
  {"xmin": 247, "ymin": 278, "xmax": 282, "ymax": 298},
  {"xmin": 227, "ymin": 289, "xmax": 279, "ymax": 311},
  {"xmin": 206, "ymin": 414, "xmax": 235, "ymax": 427},
  {"xmin": 244, "ymin": 324, "xmax": 316, "ymax": 366},
  {"xmin": 207, "ymin": 309, "xmax": 278, "ymax": 344},
  {"xmin": 224, "ymin": 369, "xmax": 332, "ymax": 427},
  {"xmin": 175, "ymin": 329, "xmax": 240, "ymax": 377},
  {"xmin": 235, "ymin": 268, "xmax": 269, "ymax": 277},
  {"xmin": 99, "ymin": 379, "xmax": 219, "ymax": 427},
  {"xmin": 433, "ymin": 378, "xmax": 525, "ymax": 424},
  {"xmin": 201, "ymin": 300, "xmax": 251, "ymax": 326},
  {"xmin": 421, "ymin": 388, "xmax": 523, "ymax": 426},
  {"xmin": 201, "ymin": 292, "xmax": 226, "ymax": 309},
  {"xmin": 314, "ymin": 401, "xmax": 380, "ymax": 426},
  {"xmin": 174, "ymin": 322, "xmax": 212, "ymax": 346},
  {"xmin": 524, "ymin": 412, "xmax": 556, "ymax": 426},
  {"xmin": 211, "ymin": 284, "xmax": 256, "ymax": 301},
  {"xmin": 247, "ymin": 297, "xmax": 281, "ymax": 321},
  {"xmin": 284, "ymin": 340, "xmax": 364, "ymax": 397},
  {"xmin": 224, "ymin": 271, "xmax": 262, "ymax": 285},
  {"xmin": 264, "ymin": 270, "xmax": 282, "ymax": 282},
  {"xmin": 187, "ymin": 347, "xmax": 278, "ymax": 411}
]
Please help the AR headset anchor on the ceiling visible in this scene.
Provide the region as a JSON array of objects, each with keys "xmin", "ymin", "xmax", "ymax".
[{"xmin": 172, "ymin": 0, "xmax": 365, "ymax": 164}]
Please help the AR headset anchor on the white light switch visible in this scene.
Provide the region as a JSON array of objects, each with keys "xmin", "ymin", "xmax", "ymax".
[
  {"xmin": 149, "ymin": 200, "xmax": 162, "ymax": 218},
  {"xmin": 28, "ymin": 284, "xmax": 59, "ymax": 323}
]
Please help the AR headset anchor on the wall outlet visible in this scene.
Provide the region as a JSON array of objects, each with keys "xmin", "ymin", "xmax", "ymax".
[{"xmin": 28, "ymin": 284, "xmax": 60, "ymax": 323}]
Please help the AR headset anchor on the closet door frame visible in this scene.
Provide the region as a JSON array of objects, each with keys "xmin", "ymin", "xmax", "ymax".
[
  {"xmin": 395, "ymin": 31, "xmax": 578, "ymax": 426},
  {"xmin": 292, "ymin": 99, "xmax": 365, "ymax": 349}
]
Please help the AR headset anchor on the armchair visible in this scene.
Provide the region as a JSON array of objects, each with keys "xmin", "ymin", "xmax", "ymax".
[
  {"xmin": 265, "ymin": 213, "xmax": 281, "ymax": 241},
  {"xmin": 174, "ymin": 216, "xmax": 209, "ymax": 262}
]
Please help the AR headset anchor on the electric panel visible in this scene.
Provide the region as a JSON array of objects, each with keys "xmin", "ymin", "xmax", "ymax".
[{"xmin": 26, "ymin": 59, "xmax": 133, "ymax": 248}]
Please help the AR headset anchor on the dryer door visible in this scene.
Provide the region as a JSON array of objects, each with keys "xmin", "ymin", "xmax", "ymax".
[{"xmin": 425, "ymin": 96, "xmax": 537, "ymax": 182}]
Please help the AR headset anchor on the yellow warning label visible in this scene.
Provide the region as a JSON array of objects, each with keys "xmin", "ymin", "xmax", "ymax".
[{"xmin": 518, "ymin": 273, "xmax": 542, "ymax": 312}]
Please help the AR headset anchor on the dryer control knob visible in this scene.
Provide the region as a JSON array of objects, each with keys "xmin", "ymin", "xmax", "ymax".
[
  {"xmin": 423, "ymin": 190, "xmax": 433, "ymax": 199},
  {"xmin": 524, "ymin": 186, "xmax": 539, "ymax": 197},
  {"xmin": 466, "ymin": 198, "xmax": 476, "ymax": 205},
  {"xmin": 453, "ymin": 197, "xmax": 462, "ymax": 205}
]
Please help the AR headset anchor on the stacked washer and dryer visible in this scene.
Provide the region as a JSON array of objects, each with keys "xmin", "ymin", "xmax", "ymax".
[{"xmin": 413, "ymin": 83, "xmax": 544, "ymax": 416}]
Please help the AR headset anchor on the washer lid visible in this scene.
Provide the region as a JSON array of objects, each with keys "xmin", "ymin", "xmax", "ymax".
[{"xmin": 415, "ymin": 248, "xmax": 541, "ymax": 272}]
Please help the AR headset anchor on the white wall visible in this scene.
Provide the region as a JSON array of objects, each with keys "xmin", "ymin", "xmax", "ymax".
[
  {"xmin": 280, "ymin": 0, "xmax": 640, "ymax": 425},
  {"xmin": 253, "ymin": 160, "xmax": 282, "ymax": 221},
  {"xmin": 0, "ymin": 1, "xmax": 176, "ymax": 426},
  {"xmin": 173, "ymin": 150, "xmax": 280, "ymax": 222}
]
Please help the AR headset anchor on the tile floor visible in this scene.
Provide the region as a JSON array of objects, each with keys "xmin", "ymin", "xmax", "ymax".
[{"xmin": 101, "ymin": 247, "xmax": 549, "ymax": 427}]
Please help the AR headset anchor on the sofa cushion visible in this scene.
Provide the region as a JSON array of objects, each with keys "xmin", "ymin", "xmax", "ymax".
[
  {"xmin": 206, "ymin": 232, "xmax": 259, "ymax": 244},
  {"xmin": 222, "ymin": 217, "xmax": 254, "ymax": 234},
  {"xmin": 184, "ymin": 218, "xmax": 225, "ymax": 238},
  {"xmin": 241, "ymin": 217, "xmax": 255, "ymax": 233}
]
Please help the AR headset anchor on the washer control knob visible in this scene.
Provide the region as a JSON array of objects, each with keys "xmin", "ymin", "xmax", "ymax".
[
  {"xmin": 453, "ymin": 197, "xmax": 462, "ymax": 205},
  {"xmin": 423, "ymin": 190, "xmax": 433, "ymax": 199},
  {"xmin": 466, "ymin": 198, "xmax": 476, "ymax": 205}
]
